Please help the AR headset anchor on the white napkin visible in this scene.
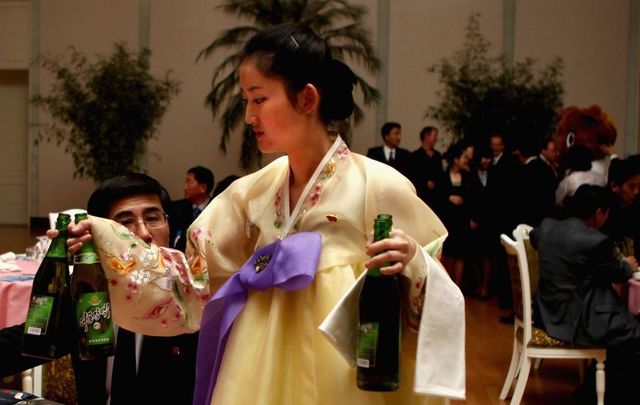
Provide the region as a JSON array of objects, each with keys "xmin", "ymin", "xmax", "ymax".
[
  {"xmin": 318, "ymin": 249, "xmax": 466, "ymax": 400},
  {"xmin": 0, "ymin": 262, "xmax": 20, "ymax": 272},
  {"xmin": 0, "ymin": 251, "xmax": 16, "ymax": 262}
]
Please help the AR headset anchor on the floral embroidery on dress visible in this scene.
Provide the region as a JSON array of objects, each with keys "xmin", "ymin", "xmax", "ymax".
[
  {"xmin": 273, "ymin": 140, "xmax": 349, "ymax": 235},
  {"xmin": 274, "ymin": 188, "xmax": 284, "ymax": 230},
  {"xmin": 130, "ymin": 269, "xmax": 151, "ymax": 286},
  {"xmin": 336, "ymin": 143, "xmax": 350, "ymax": 159}
]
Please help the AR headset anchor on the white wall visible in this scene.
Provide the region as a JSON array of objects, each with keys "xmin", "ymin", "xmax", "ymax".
[{"xmin": 0, "ymin": 0, "xmax": 636, "ymax": 221}]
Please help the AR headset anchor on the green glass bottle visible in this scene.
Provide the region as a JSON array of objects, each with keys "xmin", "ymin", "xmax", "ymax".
[
  {"xmin": 21, "ymin": 213, "xmax": 74, "ymax": 359},
  {"xmin": 356, "ymin": 213, "xmax": 401, "ymax": 391},
  {"xmin": 71, "ymin": 212, "xmax": 115, "ymax": 360}
]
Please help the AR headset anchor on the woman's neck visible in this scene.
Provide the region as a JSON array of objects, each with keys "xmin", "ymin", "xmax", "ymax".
[{"xmin": 287, "ymin": 128, "xmax": 332, "ymax": 208}]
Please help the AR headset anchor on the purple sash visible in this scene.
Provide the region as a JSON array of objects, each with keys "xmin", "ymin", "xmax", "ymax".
[{"xmin": 193, "ymin": 232, "xmax": 322, "ymax": 405}]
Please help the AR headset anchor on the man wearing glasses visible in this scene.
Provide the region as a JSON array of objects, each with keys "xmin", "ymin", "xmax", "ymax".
[{"xmin": 0, "ymin": 173, "xmax": 198, "ymax": 405}]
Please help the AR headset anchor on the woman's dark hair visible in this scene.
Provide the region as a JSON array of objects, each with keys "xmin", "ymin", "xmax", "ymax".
[
  {"xmin": 444, "ymin": 141, "xmax": 467, "ymax": 165},
  {"xmin": 241, "ymin": 23, "xmax": 356, "ymax": 124},
  {"xmin": 565, "ymin": 145, "xmax": 594, "ymax": 172}
]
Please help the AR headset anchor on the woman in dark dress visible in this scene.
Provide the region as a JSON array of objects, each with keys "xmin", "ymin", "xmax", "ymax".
[{"xmin": 440, "ymin": 141, "xmax": 479, "ymax": 288}]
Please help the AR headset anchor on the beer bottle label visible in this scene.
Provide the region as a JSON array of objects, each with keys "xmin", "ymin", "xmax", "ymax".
[
  {"xmin": 74, "ymin": 252, "xmax": 99, "ymax": 264},
  {"xmin": 24, "ymin": 295, "xmax": 54, "ymax": 336},
  {"xmin": 76, "ymin": 292, "xmax": 115, "ymax": 346},
  {"xmin": 356, "ymin": 322, "xmax": 379, "ymax": 368}
]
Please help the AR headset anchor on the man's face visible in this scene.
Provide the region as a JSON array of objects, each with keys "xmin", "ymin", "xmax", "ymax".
[
  {"xmin": 184, "ymin": 173, "xmax": 206, "ymax": 202},
  {"xmin": 424, "ymin": 130, "xmax": 438, "ymax": 149},
  {"xmin": 612, "ymin": 174, "xmax": 640, "ymax": 207},
  {"xmin": 541, "ymin": 141, "xmax": 558, "ymax": 164},
  {"xmin": 384, "ymin": 127, "xmax": 402, "ymax": 148},
  {"xmin": 490, "ymin": 135, "xmax": 505, "ymax": 157},
  {"xmin": 108, "ymin": 194, "xmax": 170, "ymax": 247}
]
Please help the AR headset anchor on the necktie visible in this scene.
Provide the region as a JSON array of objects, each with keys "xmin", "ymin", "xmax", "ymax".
[
  {"xmin": 192, "ymin": 206, "xmax": 202, "ymax": 220},
  {"xmin": 389, "ymin": 150, "xmax": 395, "ymax": 162},
  {"xmin": 110, "ymin": 328, "xmax": 137, "ymax": 403}
]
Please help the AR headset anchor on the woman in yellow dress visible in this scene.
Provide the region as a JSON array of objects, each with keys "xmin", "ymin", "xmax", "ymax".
[{"xmin": 72, "ymin": 23, "xmax": 465, "ymax": 405}]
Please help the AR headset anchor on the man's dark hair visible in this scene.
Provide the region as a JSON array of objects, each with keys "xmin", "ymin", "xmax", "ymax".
[
  {"xmin": 609, "ymin": 155, "xmax": 640, "ymax": 186},
  {"xmin": 565, "ymin": 184, "xmax": 612, "ymax": 220},
  {"xmin": 380, "ymin": 122, "xmax": 401, "ymax": 140},
  {"xmin": 212, "ymin": 174, "xmax": 240, "ymax": 198},
  {"xmin": 87, "ymin": 172, "xmax": 183, "ymax": 248},
  {"xmin": 419, "ymin": 126, "xmax": 437, "ymax": 142},
  {"xmin": 87, "ymin": 173, "xmax": 171, "ymax": 217},
  {"xmin": 188, "ymin": 166, "xmax": 215, "ymax": 194}
]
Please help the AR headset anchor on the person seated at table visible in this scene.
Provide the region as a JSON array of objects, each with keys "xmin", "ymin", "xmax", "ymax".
[
  {"xmin": 601, "ymin": 154, "xmax": 640, "ymax": 261},
  {"xmin": 531, "ymin": 184, "xmax": 640, "ymax": 404},
  {"xmin": 0, "ymin": 173, "xmax": 198, "ymax": 405}
]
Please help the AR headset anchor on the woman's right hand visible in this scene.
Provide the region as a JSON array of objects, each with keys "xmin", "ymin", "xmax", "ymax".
[{"xmin": 46, "ymin": 219, "xmax": 94, "ymax": 256}]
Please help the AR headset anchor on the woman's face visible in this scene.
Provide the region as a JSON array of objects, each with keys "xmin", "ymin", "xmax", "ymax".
[{"xmin": 239, "ymin": 60, "xmax": 305, "ymax": 155}]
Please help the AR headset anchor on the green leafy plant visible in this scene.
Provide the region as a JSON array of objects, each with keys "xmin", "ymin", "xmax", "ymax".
[
  {"xmin": 33, "ymin": 42, "xmax": 181, "ymax": 182},
  {"xmin": 198, "ymin": 0, "xmax": 381, "ymax": 170},
  {"xmin": 426, "ymin": 13, "xmax": 564, "ymax": 149}
]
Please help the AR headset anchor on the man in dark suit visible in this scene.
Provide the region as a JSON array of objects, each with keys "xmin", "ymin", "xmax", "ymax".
[
  {"xmin": 517, "ymin": 136, "xmax": 559, "ymax": 227},
  {"xmin": 173, "ymin": 166, "xmax": 214, "ymax": 251},
  {"xmin": 366, "ymin": 121, "xmax": 411, "ymax": 177},
  {"xmin": 487, "ymin": 133, "xmax": 522, "ymax": 323},
  {"xmin": 531, "ymin": 184, "xmax": 640, "ymax": 403},
  {"xmin": 408, "ymin": 126, "xmax": 444, "ymax": 214},
  {"xmin": 0, "ymin": 173, "xmax": 198, "ymax": 405}
]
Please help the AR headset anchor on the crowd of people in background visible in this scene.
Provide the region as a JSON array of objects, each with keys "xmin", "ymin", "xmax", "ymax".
[{"xmin": 368, "ymin": 108, "xmax": 640, "ymax": 333}]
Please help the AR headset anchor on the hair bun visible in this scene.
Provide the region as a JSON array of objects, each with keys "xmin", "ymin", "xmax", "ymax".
[{"xmin": 319, "ymin": 59, "xmax": 356, "ymax": 121}]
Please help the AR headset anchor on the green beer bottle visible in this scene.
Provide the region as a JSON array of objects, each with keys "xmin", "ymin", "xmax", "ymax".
[
  {"xmin": 356, "ymin": 213, "xmax": 401, "ymax": 391},
  {"xmin": 21, "ymin": 213, "xmax": 74, "ymax": 359},
  {"xmin": 71, "ymin": 212, "xmax": 115, "ymax": 360}
]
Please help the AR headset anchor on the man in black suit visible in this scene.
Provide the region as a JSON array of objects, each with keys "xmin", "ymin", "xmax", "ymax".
[
  {"xmin": 531, "ymin": 184, "xmax": 640, "ymax": 403},
  {"xmin": 173, "ymin": 166, "xmax": 214, "ymax": 251},
  {"xmin": 517, "ymin": 136, "xmax": 559, "ymax": 227},
  {"xmin": 487, "ymin": 133, "xmax": 521, "ymax": 323},
  {"xmin": 366, "ymin": 121, "xmax": 411, "ymax": 177},
  {"xmin": 0, "ymin": 173, "xmax": 198, "ymax": 405},
  {"xmin": 408, "ymin": 126, "xmax": 444, "ymax": 214}
]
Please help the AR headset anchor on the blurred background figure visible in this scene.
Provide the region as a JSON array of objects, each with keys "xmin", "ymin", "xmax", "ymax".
[
  {"xmin": 366, "ymin": 121, "xmax": 411, "ymax": 177},
  {"xmin": 409, "ymin": 126, "xmax": 444, "ymax": 215}
]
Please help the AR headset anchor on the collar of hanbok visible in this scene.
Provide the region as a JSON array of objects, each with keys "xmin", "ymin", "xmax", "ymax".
[{"xmin": 275, "ymin": 135, "xmax": 348, "ymax": 238}]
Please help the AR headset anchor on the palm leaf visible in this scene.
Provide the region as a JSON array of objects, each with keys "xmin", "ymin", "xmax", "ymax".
[{"xmin": 200, "ymin": 0, "xmax": 380, "ymax": 170}]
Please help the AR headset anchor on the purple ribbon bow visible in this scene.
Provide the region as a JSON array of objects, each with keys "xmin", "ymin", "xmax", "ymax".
[{"xmin": 193, "ymin": 232, "xmax": 322, "ymax": 405}]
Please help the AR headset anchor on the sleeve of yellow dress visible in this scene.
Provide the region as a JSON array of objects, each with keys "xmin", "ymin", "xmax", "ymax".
[{"xmin": 89, "ymin": 215, "xmax": 208, "ymax": 336}]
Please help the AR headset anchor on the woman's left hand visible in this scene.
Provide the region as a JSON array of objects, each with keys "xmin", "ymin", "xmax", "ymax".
[{"xmin": 364, "ymin": 228, "xmax": 417, "ymax": 275}]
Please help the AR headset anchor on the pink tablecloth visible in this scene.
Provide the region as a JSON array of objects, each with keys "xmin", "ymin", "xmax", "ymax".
[
  {"xmin": 629, "ymin": 279, "xmax": 640, "ymax": 316},
  {"xmin": 0, "ymin": 259, "xmax": 39, "ymax": 328}
]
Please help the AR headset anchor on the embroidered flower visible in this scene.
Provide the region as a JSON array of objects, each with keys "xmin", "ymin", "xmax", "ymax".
[
  {"xmin": 191, "ymin": 227, "xmax": 211, "ymax": 241},
  {"xmin": 139, "ymin": 298, "xmax": 173, "ymax": 320},
  {"xmin": 140, "ymin": 248, "xmax": 158, "ymax": 266},
  {"xmin": 130, "ymin": 269, "xmax": 151, "ymax": 286},
  {"xmin": 274, "ymin": 188, "xmax": 284, "ymax": 229},
  {"xmin": 337, "ymin": 144, "xmax": 350, "ymax": 159},
  {"xmin": 108, "ymin": 255, "xmax": 136, "ymax": 275},
  {"xmin": 309, "ymin": 183, "xmax": 322, "ymax": 206}
]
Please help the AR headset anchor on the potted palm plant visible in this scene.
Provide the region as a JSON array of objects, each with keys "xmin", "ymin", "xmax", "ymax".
[
  {"xmin": 426, "ymin": 13, "xmax": 565, "ymax": 149},
  {"xmin": 33, "ymin": 42, "xmax": 181, "ymax": 182}
]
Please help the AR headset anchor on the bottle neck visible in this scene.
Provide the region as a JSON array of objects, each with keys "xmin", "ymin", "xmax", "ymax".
[
  {"xmin": 366, "ymin": 267, "xmax": 383, "ymax": 277},
  {"xmin": 46, "ymin": 235, "xmax": 68, "ymax": 259}
]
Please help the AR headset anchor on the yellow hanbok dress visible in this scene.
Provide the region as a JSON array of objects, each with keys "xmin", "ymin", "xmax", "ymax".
[
  {"xmin": 187, "ymin": 137, "xmax": 463, "ymax": 404},
  {"xmin": 91, "ymin": 136, "xmax": 465, "ymax": 405}
]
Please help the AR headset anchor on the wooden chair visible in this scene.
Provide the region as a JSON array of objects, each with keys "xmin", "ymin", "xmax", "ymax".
[{"xmin": 499, "ymin": 231, "xmax": 606, "ymax": 405}]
